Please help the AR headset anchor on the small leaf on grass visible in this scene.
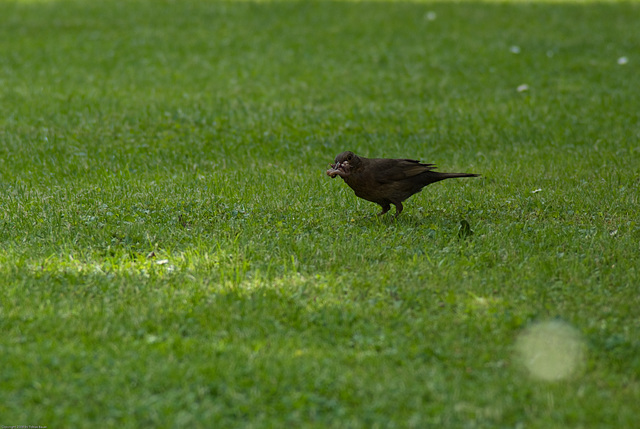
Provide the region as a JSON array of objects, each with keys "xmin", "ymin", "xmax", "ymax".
[{"xmin": 458, "ymin": 219, "xmax": 474, "ymax": 239}]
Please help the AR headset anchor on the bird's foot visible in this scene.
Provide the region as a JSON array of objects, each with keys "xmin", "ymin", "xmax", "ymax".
[{"xmin": 377, "ymin": 206, "xmax": 391, "ymax": 217}]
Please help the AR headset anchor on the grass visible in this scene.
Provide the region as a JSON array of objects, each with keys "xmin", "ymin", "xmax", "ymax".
[{"xmin": 1, "ymin": 0, "xmax": 639, "ymax": 426}]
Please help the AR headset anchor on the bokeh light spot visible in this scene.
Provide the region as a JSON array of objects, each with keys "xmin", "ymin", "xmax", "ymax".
[{"xmin": 515, "ymin": 320, "xmax": 586, "ymax": 381}]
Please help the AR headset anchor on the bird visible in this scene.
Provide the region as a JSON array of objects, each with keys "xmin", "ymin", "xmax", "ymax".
[{"xmin": 326, "ymin": 151, "xmax": 479, "ymax": 217}]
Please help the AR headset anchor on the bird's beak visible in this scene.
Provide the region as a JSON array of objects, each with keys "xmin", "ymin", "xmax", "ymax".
[{"xmin": 326, "ymin": 161, "xmax": 350, "ymax": 178}]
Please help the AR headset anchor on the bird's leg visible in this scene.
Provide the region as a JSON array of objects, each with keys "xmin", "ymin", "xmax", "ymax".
[
  {"xmin": 393, "ymin": 202, "xmax": 403, "ymax": 218},
  {"xmin": 377, "ymin": 203, "xmax": 391, "ymax": 216}
]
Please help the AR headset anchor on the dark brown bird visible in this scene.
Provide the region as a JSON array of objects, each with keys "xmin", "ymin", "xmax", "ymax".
[{"xmin": 326, "ymin": 151, "xmax": 479, "ymax": 217}]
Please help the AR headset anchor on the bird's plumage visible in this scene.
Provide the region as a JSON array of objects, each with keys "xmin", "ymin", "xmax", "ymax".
[{"xmin": 327, "ymin": 151, "xmax": 479, "ymax": 217}]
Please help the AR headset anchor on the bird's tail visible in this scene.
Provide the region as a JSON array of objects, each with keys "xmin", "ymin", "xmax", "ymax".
[{"xmin": 424, "ymin": 171, "xmax": 480, "ymax": 184}]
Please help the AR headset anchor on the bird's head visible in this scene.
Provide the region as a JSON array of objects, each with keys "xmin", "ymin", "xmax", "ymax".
[{"xmin": 326, "ymin": 151, "xmax": 360, "ymax": 178}]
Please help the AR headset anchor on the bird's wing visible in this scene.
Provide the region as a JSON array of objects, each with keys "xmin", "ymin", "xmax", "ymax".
[{"xmin": 373, "ymin": 159, "xmax": 436, "ymax": 184}]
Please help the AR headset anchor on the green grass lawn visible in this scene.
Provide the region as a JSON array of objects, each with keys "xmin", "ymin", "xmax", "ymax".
[{"xmin": 1, "ymin": 0, "xmax": 639, "ymax": 426}]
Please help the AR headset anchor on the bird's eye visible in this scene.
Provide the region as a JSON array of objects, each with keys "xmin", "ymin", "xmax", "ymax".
[{"xmin": 347, "ymin": 154, "xmax": 353, "ymax": 161}]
